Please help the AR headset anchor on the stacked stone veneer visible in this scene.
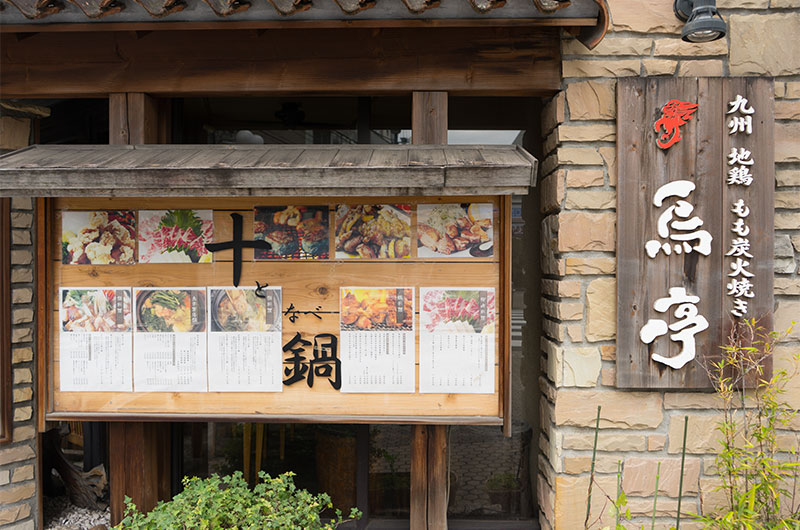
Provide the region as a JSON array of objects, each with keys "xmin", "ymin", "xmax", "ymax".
[
  {"xmin": 0, "ymin": 198, "xmax": 38, "ymax": 529},
  {"xmin": 537, "ymin": 1, "xmax": 800, "ymax": 528}
]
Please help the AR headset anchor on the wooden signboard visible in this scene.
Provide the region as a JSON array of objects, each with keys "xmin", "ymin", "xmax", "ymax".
[
  {"xmin": 42, "ymin": 195, "xmax": 511, "ymax": 424},
  {"xmin": 617, "ymin": 77, "xmax": 774, "ymax": 389}
]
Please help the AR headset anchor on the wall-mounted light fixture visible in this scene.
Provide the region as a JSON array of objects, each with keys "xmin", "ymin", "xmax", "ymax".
[{"xmin": 673, "ymin": 0, "xmax": 726, "ymax": 43}]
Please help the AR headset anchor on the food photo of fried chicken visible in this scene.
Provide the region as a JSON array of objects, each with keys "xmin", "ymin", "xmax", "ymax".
[
  {"xmin": 340, "ymin": 288, "xmax": 414, "ymax": 331},
  {"xmin": 335, "ymin": 204, "xmax": 411, "ymax": 259},
  {"xmin": 61, "ymin": 210, "xmax": 136, "ymax": 265},
  {"xmin": 254, "ymin": 205, "xmax": 329, "ymax": 259},
  {"xmin": 417, "ymin": 203, "xmax": 494, "ymax": 258}
]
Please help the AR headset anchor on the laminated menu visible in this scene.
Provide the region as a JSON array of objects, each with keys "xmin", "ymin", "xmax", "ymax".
[
  {"xmin": 133, "ymin": 288, "xmax": 208, "ymax": 392},
  {"xmin": 419, "ymin": 288, "xmax": 496, "ymax": 393},
  {"xmin": 339, "ymin": 287, "xmax": 415, "ymax": 392},
  {"xmin": 207, "ymin": 287, "xmax": 283, "ymax": 392},
  {"xmin": 59, "ymin": 288, "xmax": 133, "ymax": 392}
]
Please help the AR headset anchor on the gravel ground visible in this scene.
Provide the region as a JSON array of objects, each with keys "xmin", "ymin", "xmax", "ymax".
[{"xmin": 44, "ymin": 496, "xmax": 110, "ymax": 530}]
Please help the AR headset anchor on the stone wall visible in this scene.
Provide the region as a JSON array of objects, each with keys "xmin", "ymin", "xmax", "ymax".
[
  {"xmin": 0, "ymin": 194, "xmax": 39, "ymax": 528},
  {"xmin": 538, "ymin": 1, "xmax": 800, "ymax": 528}
]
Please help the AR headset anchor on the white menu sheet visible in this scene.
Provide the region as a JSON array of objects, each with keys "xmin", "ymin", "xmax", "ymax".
[
  {"xmin": 419, "ymin": 288, "xmax": 496, "ymax": 394},
  {"xmin": 339, "ymin": 287, "xmax": 415, "ymax": 393},
  {"xmin": 207, "ymin": 287, "xmax": 283, "ymax": 392},
  {"xmin": 133, "ymin": 287, "xmax": 208, "ymax": 392},
  {"xmin": 59, "ymin": 287, "xmax": 133, "ymax": 392}
]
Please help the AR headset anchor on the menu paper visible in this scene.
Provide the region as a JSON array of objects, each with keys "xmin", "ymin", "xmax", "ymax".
[
  {"xmin": 133, "ymin": 288, "xmax": 208, "ymax": 392},
  {"xmin": 339, "ymin": 287, "xmax": 415, "ymax": 393},
  {"xmin": 207, "ymin": 287, "xmax": 283, "ymax": 392},
  {"xmin": 59, "ymin": 288, "xmax": 133, "ymax": 392},
  {"xmin": 420, "ymin": 288, "xmax": 496, "ymax": 394}
]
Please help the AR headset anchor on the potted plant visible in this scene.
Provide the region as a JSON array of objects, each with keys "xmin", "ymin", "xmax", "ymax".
[{"xmin": 485, "ymin": 472, "xmax": 521, "ymax": 514}]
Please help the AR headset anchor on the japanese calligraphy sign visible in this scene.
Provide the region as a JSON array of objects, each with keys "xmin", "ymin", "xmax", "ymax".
[{"xmin": 618, "ymin": 78, "xmax": 774, "ymax": 389}]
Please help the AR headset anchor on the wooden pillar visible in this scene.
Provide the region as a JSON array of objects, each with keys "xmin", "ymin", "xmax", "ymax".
[
  {"xmin": 108, "ymin": 92, "xmax": 172, "ymax": 525},
  {"xmin": 410, "ymin": 91, "xmax": 448, "ymax": 530}
]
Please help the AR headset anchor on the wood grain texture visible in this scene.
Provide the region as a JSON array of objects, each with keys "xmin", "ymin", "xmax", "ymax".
[
  {"xmin": 617, "ymin": 78, "xmax": 774, "ymax": 389},
  {"xmin": 0, "ymin": 27, "xmax": 561, "ymax": 98}
]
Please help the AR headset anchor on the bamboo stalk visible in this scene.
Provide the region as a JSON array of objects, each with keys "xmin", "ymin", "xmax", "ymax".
[
  {"xmin": 676, "ymin": 415, "xmax": 688, "ymax": 529},
  {"xmin": 584, "ymin": 405, "xmax": 601, "ymax": 529},
  {"xmin": 652, "ymin": 461, "xmax": 661, "ymax": 530},
  {"xmin": 615, "ymin": 460, "xmax": 622, "ymax": 528}
]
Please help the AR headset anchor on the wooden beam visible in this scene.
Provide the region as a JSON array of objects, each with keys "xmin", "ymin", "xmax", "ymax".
[
  {"xmin": 412, "ymin": 92, "xmax": 448, "ymax": 146},
  {"xmin": 410, "ymin": 425, "xmax": 428, "ymax": 530},
  {"xmin": 0, "ymin": 27, "xmax": 561, "ymax": 98},
  {"xmin": 109, "ymin": 93, "xmax": 158, "ymax": 145}
]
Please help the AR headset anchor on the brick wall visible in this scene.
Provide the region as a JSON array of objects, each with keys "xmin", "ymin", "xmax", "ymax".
[
  {"xmin": 0, "ymin": 197, "xmax": 39, "ymax": 530},
  {"xmin": 538, "ymin": 1, "xmax": 800, "ymax": 527}
]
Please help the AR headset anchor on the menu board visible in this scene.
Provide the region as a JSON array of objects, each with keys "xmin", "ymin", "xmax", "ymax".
[{"xmin": 46, "ymin": 196, "xmax": 509, "ymax": 423}]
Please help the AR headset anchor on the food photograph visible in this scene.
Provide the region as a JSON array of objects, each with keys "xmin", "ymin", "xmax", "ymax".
[
  {"xmin": 417, "ymin": 203, "xmax": 494, "ymax": 258},
  {"xmin": 138, "ymin": 209, "xmax": 214, "ymax": 263},
  {"xmin": 340, "ymin": 288, "xmax": 414, "ymax": 331},
  {"xmin": 61, "ymin": 288, "xmax": 132, "ymax": 332},
  {"xmin": 61, "ymin": 210, "xmax": 136, "ymax": 265},
  {"xmin": 421, "ymin": 288, "xmax": 496, "ymax": 334},
  {"xmin": 209, "ymin": 288, "xmax": 281, "ymax": 332},
  {"xmin": 135, "ymin": 289, "xmax": 207, "ymax": 333},
  {"xmin": 335, "ymin": 204, "xmax": 411, "ymax": 259},
  {"xmin": 253, "ymin": 205, "xmax": 329, "ymax": 260}
]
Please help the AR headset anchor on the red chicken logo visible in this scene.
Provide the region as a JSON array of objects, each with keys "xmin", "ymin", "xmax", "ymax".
[{"xmin": 654, "ymin": 99, "xmax": 698, "ymax": 150}]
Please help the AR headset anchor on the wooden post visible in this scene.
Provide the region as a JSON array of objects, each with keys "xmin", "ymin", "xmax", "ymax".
[
  {"xmin": 411, "ymin": 91, "xmax": 448, "ymax": 530},
  {"xmin": 108, "ymin": 92, "xmax": 172, "ymax": 526}
]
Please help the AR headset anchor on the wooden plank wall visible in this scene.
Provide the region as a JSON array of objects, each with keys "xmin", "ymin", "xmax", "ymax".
[{"xmin": 617, "ymin": 78, "xmax": 774, "ymax": 389}]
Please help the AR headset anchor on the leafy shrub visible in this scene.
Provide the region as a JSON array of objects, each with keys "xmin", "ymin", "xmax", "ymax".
[{"xmin": 116, "ymin": 471, "xmax": 360, "ymax": 529}]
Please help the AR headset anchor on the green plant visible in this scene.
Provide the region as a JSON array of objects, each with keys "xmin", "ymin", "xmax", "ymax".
[
  {"xmin": 486, "ymin": 472, "xmax": 521, "ymax": 491},
  {"xmin": 695, "ymin": 319, "xmax": 800, "ymax": 529},
  {"xmin": 116, "ymin": 471, "xmax": 361, "ymax": 529}
]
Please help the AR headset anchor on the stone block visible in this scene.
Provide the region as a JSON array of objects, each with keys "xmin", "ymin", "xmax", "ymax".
[
  {"xmin": 540, "ymin": 153, "xmax": 559, "ymax": 177},
  {"xmin": 562, "ymin": 59, "xmax": 641, "ymax": 78},
  {"xmin": 565, "ymin": 80, "xmax": 616, "ymax": 121},
  {"xmin": 566, "ymin": 324, "xmax": 582, "ymax": 342},
  {"xmin": 775, "ymin": 82, "xmax": 786, "ymax": 98},
  {"xmin": 559, "ymin": 280, "xmax": 582, "ymax": 298},
  {"xmin": 794, "ymin": 235, "xmax": 800, "ymax": 252},
  {"xmin": 775, "ymin": 278, "xmax": 800, "ymax": 295},
  {"xmin": 10, "ymin": 251, "xmax": 32, "ymax": 265},
  {"xmin": 14, "ymin": 406, "xmax": 32, "ymax": 422},
  {"xmin": 566, "ymin": 190, "xmax": 616, "ymax": 210},
  {"xmin": 667, "ymin": 414, "xmax": 723, "ymax": 454},
  {"xmin": 11, "ymin": 230, "xmax": 31, "ymax": 245},
  {"xmin": 648, "ymin": 434, "xmax": 666, "ymax": 451},
  {"xmin": 563, "ymin": 346, "xmax": 601, "ymax": 387},
  {"xmin": 12, "ymin": 309, "xmax": 34, "ymax": 325},
  {"xmin": 10, "ymin": 212, "xmax": 32, "ymax": 229},
  {"xmin": 12, "ymin": 465, "xmax": 34, "ymax": 483},
  {"xmin": 700, "ymin": 476, "xmax": 728, "ymax": 513},
  {"xmin": 0, "ymin": 483, "xmax": 35, "ymax": 505},
  {"xmin": 565, "ymin": 168, "xmax": 605, "ymax": 188},
  {"xmin": 3, "ymin": 519, "xmax": 35, "ymax": 530},
  {"xmin": 562, "ymin": 455, "xmax": 592, "ymax": 474},
  {"xmin": 540, "ymin": 170, "xmax": 564, "ymax": 214},
  {"xmin": 776, "ymin": 100, "xmax": 800, "ymax": 120},
  {"xmin": 558, "ymin": 123, "xmax": 616, "ymax": 142},
  {"xmin": 13, "ymin": 387, "xmax": 32, "ymax": 403},
  {"xmin": 600, "ymin": 345, "xmax": 616, "ymax": 360},
  {"xmin": 626, "ymin": 497, "xmax": 681, "ymax": 517},
  {"xmin": 542, "ymin": 92, "xmax": 565, "ymax": 135},
  {"xmin": 775, "ymin": 300, "xmax": 800, "ymax": 340},
  {"xmin": 599, "ymin": 146, "xmax": 617, "ymax": 185},
  {"xmin": 653, "ymin": 38, "xmax": 728, "ymax": 56},
  {"xmin": 776, "ymin": 122, "xmax": 800, "ymax": 162},
  {"xmin": 11, "ymin": 269, "xmax": 32, "ymax": 284},
  {"xmin": 786, "ymin": 81, "xmax": 800, "ymax": 98},
  {"xmin": 586, "ymin": 277, "xmax": 616, "ymax": 341},
  {"xmin": 0, "ymin": 117, "xmax": 30, "ymax": 151},
  {"xmin": 610, "ymin": 0, "xmax": 683, "ymax": 33},
  {"xmin": 0, "ymin": 470, "xmax": 8, "ymax": 485},
  {"xmin": 623, "ymin": 456, "xmax": 700, "ymax": 496},
  {"xmin": 678, "ymin": 60, "xmax": 724, "ymax": 77},
  {"xmin": 555, "ymin": 474, "xmax": 616, "ymax": 529},
  {"xmin": 0, "ymin": 505, "xmax": 31, "ymax": 526},
  {"xmin": 11, "ymin": 328, "xmax": 32, "ymax": 344},
  {"xmin": 11, "ymin": 288, "xmax": 32, "ymax": 304},
  {"xmin": 776, "ymin": 212, "xmax": 800, "ymax": 230},
  {"xmin": 664, "ymin": 393, "xmax": 727, "ymax": 410},
  {"xmin": 563, "ymin": 431, "xmax": 647, "ymax": 451},
  {"xmin": 554, "ymin": 390, "xmax": 663, "ymax": 429},
  {"xmin": 11, "ymin": 347, "xmax": 33, "ymax": 364},
  {"xmin": 643, "ymin": 58, "xmax": 678, "ymax": 76},
  {"xmin": 558, "ymin": 212, "xmax": 615, "ymax": 252},
  {"xmin": 543, "ymin": 319, "xmax": 565, "ymax": 341},
  {"xmin": 775, "ymin": 258, "xmax": 797, "ymax": 274},
  {"xmin": 776, "ymin": 191, "xmax": 800, "ymax": 209},
  {"xmin": 13, "ymin": 426, "xmax": 35, "ymax": 441},
  {"xmin": 558, "ymin": 146, "xmax": 604, "ymax": 165},
  {"xmin": 600, "ymin": 367, "xmax": 615, "ymax": 387},
  {"xmin": 10, "ymin": 197, "xmax": 32, "ymax": 211},
  {"xmin": 13, "ymin": 368, "xmax": 32, "ymax": 384},
  {"xmin": 730, "ymin": 13, "xmax": 800, "ymax": 76},
  {"xmin": 563, "ymin": 36, "xmax": 652, "ymax": 56},
  {"xmin": 775, "ymin": 235, "xmax": 795, "ymax": 257},
  {"xmin": 565, "ymin": 257, "xmax": 616, "ymax": 274}
]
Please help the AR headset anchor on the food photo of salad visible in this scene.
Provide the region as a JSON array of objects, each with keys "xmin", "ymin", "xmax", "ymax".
[
  {"xmin": 253, "ymin": 205, "xmax": 329, "ymax": 260},
  {"xmin": 62, "ymin": 210, "xmax": 136, "ymax": 265},
  {"xmin": 421, "ymin": 288, "xmax": 495, "ymax": 334},
  {"xmin": 209, "ymin": 288, "xmax": 281, "ymax": 332},
  {"xmin": 417, "ymin": 203, "xmax": 493, "ymax": 258},
  {"xmin": 61, "ymin": 288, "xmax": 132, "ymax": 332},
  {"xmin": 135, "ymin": 289, "xmax": 206, "ymax": 333},
  {"xmin": 138, "ymin": 210, "xmax": 214, "ymax": 263},
  {"xmin": 335, "ymin": 204, "xmax": 411, "ymax": 259}
]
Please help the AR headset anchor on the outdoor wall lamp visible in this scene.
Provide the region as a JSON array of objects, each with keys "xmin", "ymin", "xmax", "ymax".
[{"xmin": 673, "ymin": 0, "xmax": 727, "ymax": 43}]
